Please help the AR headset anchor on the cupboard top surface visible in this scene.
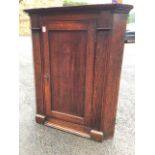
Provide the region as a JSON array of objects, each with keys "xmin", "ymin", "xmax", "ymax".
[{"xmin": 24, "ymin": 4, "xmax": 133, "ymax": 15}]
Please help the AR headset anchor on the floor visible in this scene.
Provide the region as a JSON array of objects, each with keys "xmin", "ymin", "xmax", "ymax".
[{"xmin": 19, "ymin": 36, "xmax": 135, "ymax": 155}]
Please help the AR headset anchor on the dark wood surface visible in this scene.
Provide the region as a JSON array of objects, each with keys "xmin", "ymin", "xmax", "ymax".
[
  {"xmin": 25, "ymin": 4, "xmax": 133, "ymax": 14},
  {"xmin": 25, "ymin": 4, "xmax": 133, "ymax": 142}
]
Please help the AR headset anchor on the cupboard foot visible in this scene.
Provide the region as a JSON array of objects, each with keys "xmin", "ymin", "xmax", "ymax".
[
  {"xmin": 90, "ymin": 130, "xmax": 104, "ymax": 142},
  {"xmin": 35, "ymin": 114, "xmax": 46, "ymax": 124}
]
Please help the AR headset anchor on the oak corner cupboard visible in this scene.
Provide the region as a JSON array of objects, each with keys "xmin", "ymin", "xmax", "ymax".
[{"xmin": 25, "ymin": 4, "xmax": 133, "ymax": 142}]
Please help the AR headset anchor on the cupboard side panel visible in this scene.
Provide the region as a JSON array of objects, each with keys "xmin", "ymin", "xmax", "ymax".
[{"xmin": 100, "ymin": 13, "xmax": 128, "ymax": 139}]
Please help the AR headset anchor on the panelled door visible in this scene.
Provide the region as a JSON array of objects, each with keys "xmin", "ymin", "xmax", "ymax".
[{"xmin": 42, "ymin": 21, "xmax": 96, "ymax": 128}]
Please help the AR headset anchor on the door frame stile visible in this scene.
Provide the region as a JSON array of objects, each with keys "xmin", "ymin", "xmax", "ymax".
[
  {"xmin": 42, "ymin": 24, "xmax": 52, "ymax": 117},
  {"xmin": 83, "ymin": 22, "xmax": 96, "ymax": 127}
]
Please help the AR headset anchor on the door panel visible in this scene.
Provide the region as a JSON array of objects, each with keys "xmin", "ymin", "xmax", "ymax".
[
  {"xmin": 43, "ymin": 21, "xmax": 96, "ymax": 126},
  {"xmin": 49, "ymin": 31, "xmax": 86, "ymax": 117}
]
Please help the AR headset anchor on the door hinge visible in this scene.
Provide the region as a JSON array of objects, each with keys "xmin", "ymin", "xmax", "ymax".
[{"xmin": 42, "ymin": 26, "xmax": 46, "ymax": 32}]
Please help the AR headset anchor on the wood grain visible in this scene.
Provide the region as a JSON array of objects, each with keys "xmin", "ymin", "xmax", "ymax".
[
  {"xmin": 49, "ymin": 30, "xmax": 86, "ymax": 117},
  {"xmin": 100, "ymin": 13, "xmax": 129, "ymax": 139},
  {"xmin": 31, "ymin": 30, "xmax": 44, "ymax": 116}
]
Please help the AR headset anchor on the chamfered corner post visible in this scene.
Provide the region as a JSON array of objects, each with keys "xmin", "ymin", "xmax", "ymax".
[
  {"xmin": 26, "ymin": 13, "xmax": 46, "ymax": 124},
  {"xmin": 100, "ymin": 8, "xmax": 132, "ymax": 139}
]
